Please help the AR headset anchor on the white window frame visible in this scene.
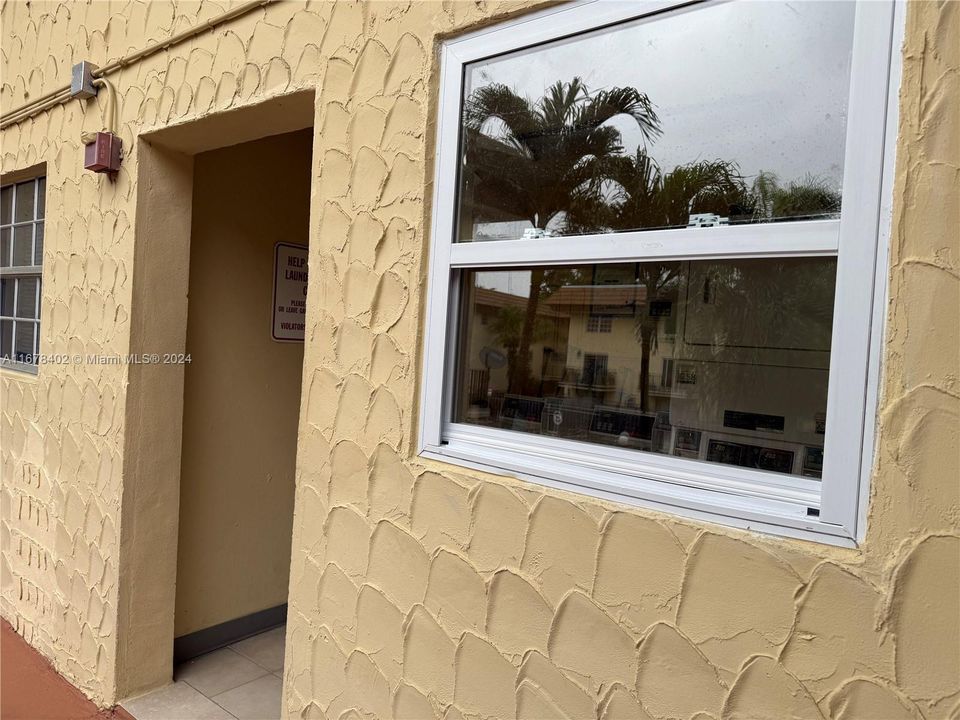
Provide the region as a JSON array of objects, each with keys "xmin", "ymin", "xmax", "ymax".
[
  {"xmin": 586, "ymin": 315, "xmax": 612, "ymax": 334},
  {"xmin": 419, "ymin": 0, "xmax": 904, "ymax": 546}
]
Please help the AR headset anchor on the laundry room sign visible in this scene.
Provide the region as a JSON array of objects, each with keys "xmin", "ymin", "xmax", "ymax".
[{"xmin": 272, "ymin": 242, "xmax": 308, "ymax": 341}]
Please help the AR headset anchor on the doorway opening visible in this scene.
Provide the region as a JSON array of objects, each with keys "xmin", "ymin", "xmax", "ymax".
[
  {"xmin": 116, "ymin": 92, "xmax": 315, "ymax": 717},
  {"xmin": 173, "ymin": 127, "xmax": 312, "ymax": 716}
]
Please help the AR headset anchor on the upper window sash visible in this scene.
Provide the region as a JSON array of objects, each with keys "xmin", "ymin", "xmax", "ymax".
[
  {"xmin": 453, "ymin": 0, "xmax": 853, "ymax": 247},
  {"xmin": 1, "ymin": 176, "xmax": 45, "ymax": 270},
  {"xmin": 421, "ymin": 0, "xmax": 900, "ymax": 544}
]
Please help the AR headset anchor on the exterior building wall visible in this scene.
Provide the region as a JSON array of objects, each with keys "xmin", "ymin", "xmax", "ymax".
[{"xmin": 0, "ymin": 1, "xmax": 956, "ymax": 717}]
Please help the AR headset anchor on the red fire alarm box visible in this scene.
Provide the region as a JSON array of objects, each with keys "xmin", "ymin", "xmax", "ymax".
[{"xmin": 84, "ymin": 132, "xmax": 122, "ymax": 174}]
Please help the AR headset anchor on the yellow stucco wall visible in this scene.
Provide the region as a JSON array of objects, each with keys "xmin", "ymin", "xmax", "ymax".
[{"xmin": 0, "ymin": 1, "xmax": 957, "ymax": 717}]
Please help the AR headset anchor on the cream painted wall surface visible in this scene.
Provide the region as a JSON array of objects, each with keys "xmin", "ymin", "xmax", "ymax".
[
  {"xmin": 0, "ymin": 1, "xmax": 957, "ymax": 717},
  {"xmin": 175, "ymin": 129, "xmax": 311, "ymax": 638}
]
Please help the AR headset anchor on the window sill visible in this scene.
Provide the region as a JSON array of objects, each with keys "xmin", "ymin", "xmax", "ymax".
[
  {"xmin": 0, "ymin": 361, "xmax": 39, "ymax": 379},
  {"xmin": 421, "ymin": 431, "xmax": 859, "ymax": 548}
]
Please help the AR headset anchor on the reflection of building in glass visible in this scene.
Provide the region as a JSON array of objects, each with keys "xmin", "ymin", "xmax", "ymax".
[{"xmin": 458, "ymin": 259, "xmax": 833, "ymax": 477}]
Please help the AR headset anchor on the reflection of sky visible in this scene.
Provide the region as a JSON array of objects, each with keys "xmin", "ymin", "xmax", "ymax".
[
  {"xmin": 478, "ymin": 269, "xmax": 533, "ymax": 296},
  {"xmin": 466, "ymin": 1, "xmax": 855, "ymax": 189}
]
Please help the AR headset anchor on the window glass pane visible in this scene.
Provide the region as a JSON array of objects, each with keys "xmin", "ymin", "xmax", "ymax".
[
  {"xmin": 0, "ymin": 228, "xmax": 10, "ymax": 267},
  {"xmin": 34, "ymin": 223, "xmax": 44, "ymax": 265},
  {"xmin": 37, "ymin": 177, "xmax": 46, "ymax": 219},
  {"xmin": 1, "ymin": 278, "xmax": 14, "ymax": 316},
  {"xmin": 0, "ymin": 185, "xmax": 11, "ymax": 225},
  {"xmin": 454, "ymin": 258, "xmax": 835, "ymax": 478},
  {"xmin": 12, "ymin": 224, "xmax": 33, "ymax": 266},
  {"xmin": 14, "ymin": 181, "xmax": 35, "ymax": 223},
  {"xmin": 14, "ymin": 321, "xmax": 35, "ymax": 363},
  {"xmin": 0, "ymin": 319, "xmax": 12, "ymax": 359},
  {"xmin": 16, "ymin": 277, "xmax": 38, "ymax": 319},
  {"xmin": 457, "ymin": 1, "xmax": 854, "ymax": 242}
]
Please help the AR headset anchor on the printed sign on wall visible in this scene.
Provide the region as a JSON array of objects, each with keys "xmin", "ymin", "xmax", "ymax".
[{"xmin": 272, "ymin": 242, "xmax": 308, "ymax": 342}]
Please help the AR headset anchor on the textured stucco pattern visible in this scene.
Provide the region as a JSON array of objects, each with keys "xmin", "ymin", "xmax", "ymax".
[{"xmin": 1, "ymin": 0, "xmax": 958, "ymax": 717}]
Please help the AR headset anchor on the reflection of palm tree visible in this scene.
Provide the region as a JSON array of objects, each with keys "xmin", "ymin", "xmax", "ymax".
[
  {"xmin": 463, "ymin": 79, "xmax": 661, "ymax": 393},
  {"xmin": 489, "ymin": 306, "xmax": 552, "ymax": 376},
  {"xmin": 608, "ymin": 150, "xmax": 746, "ymax": 230},
  {"xmin": 761, "ymin": 173, "xmax": 842, "ymax": 220},
  {"xmin": 592, "ymin": 150, "xmax": 746, "ymax": 409}
]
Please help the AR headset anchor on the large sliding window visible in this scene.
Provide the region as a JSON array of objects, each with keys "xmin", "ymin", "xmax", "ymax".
[
  {"xmin": 421, "ymin": 0, "xmax": 900, "ymax": 544},
  {"xmin": 1, "ymin": 174, "xmax": 45, "ymax": 373}
]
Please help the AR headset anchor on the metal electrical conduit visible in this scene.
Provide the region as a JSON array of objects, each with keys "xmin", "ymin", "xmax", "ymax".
[{"xmin": 0, "ymin": 0, "xmax": 274, "ymax": 130}]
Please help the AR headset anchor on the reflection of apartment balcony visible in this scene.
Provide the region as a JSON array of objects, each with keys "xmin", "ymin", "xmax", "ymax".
[
  {"xmin": 558, "ymin": 368, "xmax": 617, "ymax": 392},
  {"xmin": 647, "ymin": 374, "xmax": 670, "ymax": 394},
  {"xmin": 643, "ymin": 373, "xmax": 690, "ymax": 399}
]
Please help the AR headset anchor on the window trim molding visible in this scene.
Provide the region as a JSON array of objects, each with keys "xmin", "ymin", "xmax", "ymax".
[
  {"xmin": 855, "ymin": 0, "xmax": 907, "ymax": 542},
  {"xmin": 419, "ymin": 0, "xmax": 903, "ymax": 546},
  {"xmin": 0, "ymin": 162, "xmax": 46, "ymax": 187}
]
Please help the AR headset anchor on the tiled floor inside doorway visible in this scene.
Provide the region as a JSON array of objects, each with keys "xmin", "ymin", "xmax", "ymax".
[{"xmin": 121, "ymin": 624, "xmax": 285, "ymax": 720}]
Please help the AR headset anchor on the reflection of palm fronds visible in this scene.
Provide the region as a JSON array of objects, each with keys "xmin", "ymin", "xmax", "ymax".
[
  {"xmin": 463, "ymin": 78, "xmax": 661, "ymax": 230},
  {"xmin": 490, "ymin": 306, "xmax": 553, "ymax": 351},
  {"xmin": 745, "ymin": 172, "xmax": 841, "ymax": 221},
  {"xmin": 569, "ymin": 149, "xmax": 749, "ymax": 232},
  {"xmin": 769, "ymin": 175, "xmax": 842, "ymax": 219},
  {"xmin": 489, "ymin": 306, "xmax": 525, "ymax": 353}
]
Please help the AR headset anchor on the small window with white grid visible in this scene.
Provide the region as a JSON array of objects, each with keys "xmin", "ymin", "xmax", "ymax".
[
  {"xmin": 586, "ymin": 315, "xmax": 612, "ymax": 333},
  {"xmin": 1, "ymin": 175, "xmax": 45, "ymax": 373}
]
